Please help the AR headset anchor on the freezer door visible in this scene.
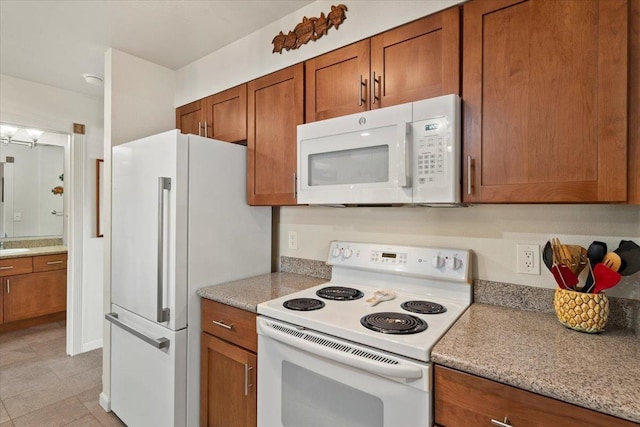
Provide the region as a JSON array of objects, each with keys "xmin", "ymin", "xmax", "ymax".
[
  {"xmin": 112, "ymin": 130, "xmax": 188, "ymax": 330},
  {"xmin": 109, "ymin": 304, "xmax": 187, "ymax": 427}
]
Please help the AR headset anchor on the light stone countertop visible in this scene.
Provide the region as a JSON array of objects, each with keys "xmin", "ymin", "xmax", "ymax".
[
  {"xmin": 197, "ymin": 272, "xmax": 327, "ymax": 312},
  {"xmin": 0, "ymin": 245, "xmax": 68, "ymax": 259},
  {"xmin": 432, "ymin": 303, "xmax": 640, "ymax": 423}
]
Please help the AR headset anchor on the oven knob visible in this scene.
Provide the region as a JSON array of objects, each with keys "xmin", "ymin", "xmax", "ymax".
[
  {"xmin": 331, "ymin": 247, "xmax": 342, "ymax": 258},
  {"xmin": 431, "ymin": 256, "xmax": 443, "ymax": 268},
  {"xmin": 343, "ymin": 248, "xmax": 353, "ymax": 259},
  {"xmin": 446, "ymin": 256, "xmax": 462, "ymax": 270}
]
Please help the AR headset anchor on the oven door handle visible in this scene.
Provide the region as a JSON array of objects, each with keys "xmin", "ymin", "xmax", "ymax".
[{"xmin": 258, "ymin": 319, "xmax": 423, "ymax": 380}]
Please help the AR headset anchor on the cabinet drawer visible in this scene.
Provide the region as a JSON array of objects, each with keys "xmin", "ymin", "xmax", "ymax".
[
  {"xmin": 0, "ymin": 257, "xmax": 33, "ymax": 277},
  {"xmin": 434, "ymin": 365, "xmax": 636, "ymax": 427},
  {"xmin": 202, "ymin": 299, "xmax": 257, "ymax": 353},
  {"xmin": 33, "ymin": 253, "xmax": 68, "ymax": 272}
]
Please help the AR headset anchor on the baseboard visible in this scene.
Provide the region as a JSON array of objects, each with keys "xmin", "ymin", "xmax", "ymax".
[
  {"xmin": 99, "ymin": 391, "xmax": 111, "ymax": 412},
  {"xmin": 82, "ymin": 338, "xmax": 103, "ymax": 353}
]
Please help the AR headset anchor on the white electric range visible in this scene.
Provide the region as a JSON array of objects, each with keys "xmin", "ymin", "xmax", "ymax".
[{"xmin": 256, "ymin": 240, "xmax": 472, "ymax": 427}]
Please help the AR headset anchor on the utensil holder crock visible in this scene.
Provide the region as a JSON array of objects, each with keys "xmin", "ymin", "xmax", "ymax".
[{"xmin": 553, "ymin": 288, "xmax": 609, "ymax": 333}]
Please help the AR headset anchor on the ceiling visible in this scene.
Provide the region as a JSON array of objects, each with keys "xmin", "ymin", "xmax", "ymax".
[{"xmin": 0, "ymin": 0, "xmax": 314, "ymax": 98}]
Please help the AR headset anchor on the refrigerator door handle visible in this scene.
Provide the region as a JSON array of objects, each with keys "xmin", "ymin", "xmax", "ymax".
[
  {"xmin": 157, "ymin": 177, "xmax": 171, "ymax": 323},
  {"xmin": 106, "ymin": 312, "xmax": 170, "ymax": 349}
]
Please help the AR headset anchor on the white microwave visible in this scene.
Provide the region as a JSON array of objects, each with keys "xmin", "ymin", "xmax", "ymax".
[{"xmin": 297, "ymin": 94, "xmax": 461, "ymax": 206}]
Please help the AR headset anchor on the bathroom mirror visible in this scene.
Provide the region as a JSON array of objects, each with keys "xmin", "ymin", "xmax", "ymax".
[{"xmin": 0, "ymin": 126, "xmax": 68, "ymax": 238}]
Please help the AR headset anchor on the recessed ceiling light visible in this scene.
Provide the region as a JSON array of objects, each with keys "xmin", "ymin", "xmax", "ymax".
[{"xmin": 81, "ymin": 73, "xmax": 104, "ymax": 86}]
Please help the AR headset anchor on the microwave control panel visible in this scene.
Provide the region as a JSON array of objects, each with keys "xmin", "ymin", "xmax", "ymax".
[{"xmin": 413, "ymin": 116, "xmax": 450, "ymax": 186}]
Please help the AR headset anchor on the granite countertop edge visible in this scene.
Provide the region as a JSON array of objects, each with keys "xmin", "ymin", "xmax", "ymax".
[
  {"xmin": 432, "ymin": 303, "xmax": 640, "ymax": 423},
  {"xmin": 0, "ymin": 245, "xmax": 68, "ymax": 259},
  {"xmin": 197, "ymin": 272, "xmax": 327, "ymax": 313}
]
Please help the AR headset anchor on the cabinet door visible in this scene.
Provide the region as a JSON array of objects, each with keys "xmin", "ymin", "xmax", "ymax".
[
  {"xmin": 434, "ymin": 365, "xmax": 637, "ymax": 427},
  {"xmin": 176, "ymin": 100, "xmax": 203, "ymax": 136},
  {"xmin": 370, "ymin": 7, "xmax": 460, "ymax": 109},
  {"xmin": 200, "ymin": 333, "xmax": 256, "ymax": 427},
  {"xmin": 202, "ymin": 84, "xmax": 247, "ymax": 143},
  {"xmin": 247, "ymin": 64, "xmax": 304, "ymax": 205},
  {"xmin": 305, "ymin": 40, "xmax": 370, "ymax": 122},
  {"xmin": 463, "ymin": 0, "xmax": 628, "ymax": 203},
  {"xmin": 3, "ymin": 270, "xmax": 66, "ymax": 322}
]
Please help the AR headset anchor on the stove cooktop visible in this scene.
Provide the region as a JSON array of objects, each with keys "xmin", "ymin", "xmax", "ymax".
[{"xmin": 258, "ymin": 241, "xmax": 472, "ymax": 363}]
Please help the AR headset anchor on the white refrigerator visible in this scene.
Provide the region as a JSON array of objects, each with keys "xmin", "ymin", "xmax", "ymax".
[{"xmin": 108, "ymin": 130, "xmax": 271, "ymax": 427}]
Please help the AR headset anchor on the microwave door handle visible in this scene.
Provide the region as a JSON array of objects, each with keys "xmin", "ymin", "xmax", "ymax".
[{"xmin": 397, "ymin": 122, "xmax": 411, "ymax": 187}]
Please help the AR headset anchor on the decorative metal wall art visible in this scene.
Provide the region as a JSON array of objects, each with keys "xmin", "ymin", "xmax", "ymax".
[{"xmin": 272, "ymin": 4, "xmax": 348, "ymax": 54}]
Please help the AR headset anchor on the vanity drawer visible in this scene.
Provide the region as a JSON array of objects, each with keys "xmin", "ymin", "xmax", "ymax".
[
  {"xmin": 201, "ymin": 299, "xmax": 257, "ymax": 353},
  {"xmin": 0, "ymin": 257, "xmax": 33, "ymax": 277},
  {"xmin": 33, "ymin": 254, "xmax": 68, "ymax": 272}
]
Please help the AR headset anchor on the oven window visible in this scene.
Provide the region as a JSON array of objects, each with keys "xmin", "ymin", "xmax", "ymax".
[
  {"xmin": 308, "ymin": 145, "xmax": 389, "ymax": 186},
  {"xmin": 281, "ymin": 361, "xmax": 383, "ymax": 427}
]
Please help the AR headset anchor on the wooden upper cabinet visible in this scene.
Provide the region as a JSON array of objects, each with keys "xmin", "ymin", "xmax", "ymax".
[
  {"xmin": 247, "ymin": 64, "xmax": 304, "ymax": 206},
  {"xmin": 463, "ymin": 0, "xmax": 629, "ymax": 203},
  {"xmin": 305, "ymin": 8, "xmax": 461, "ymax": 123},
  {"xmin": 370, "ymin": 6, "xmax": 460, "ymax": 109},
  {"xmin": 305, "ymin": 40, "xmax": 371, "ymax": 122},
  {"xmin": 202, "ymin": 84, "xmax": 247, "ymax": 143},
  {"xmin": 176, "ymin": 99, "xmax": 203, "ymax": 136},
  {"xmin": 629, "ymin": 0, "xmax": 639, "ymax": 204}
]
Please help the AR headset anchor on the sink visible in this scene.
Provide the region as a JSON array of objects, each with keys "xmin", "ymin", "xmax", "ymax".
[{"xmin": 0, "ymin": 248, "xmax": 30, "ymax": 255}]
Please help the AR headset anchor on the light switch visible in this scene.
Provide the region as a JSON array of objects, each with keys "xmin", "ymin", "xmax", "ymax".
[{"xmin": 13, "ymin": 212, "xmax": 21, "ymax": 221}]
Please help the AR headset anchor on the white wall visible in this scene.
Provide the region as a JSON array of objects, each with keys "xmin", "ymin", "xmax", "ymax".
[
  {"xmin": 101, "ymin": 48, "xmax": 176, "ymax": 410},
  {"xmin": 176, "ymin": 0, "xmax": 464, "ymax": 106},
  {"xmin": 177, "ymin": 0, "xmax": 640, "ymax": 301},
  {"xmin": 0, "ymin": 73, "xmax": 105, "ymax": 346}
]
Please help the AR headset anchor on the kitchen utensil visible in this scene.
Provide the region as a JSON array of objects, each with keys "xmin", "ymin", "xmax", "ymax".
[
  {"xmin": 563, "ymin": 244, "xmax": 587, "ymax": 276},
  {"xmin": 592, "ymin": 263, "xmax": 622, "ymax": 294},
  {"xmin": 614, "ymin": 240, "xmax": 640, "ymax": 276},
  {"xmin": 542, "ymin": 241, "xmax": 554, "ymax": 271},
  {"xmin": 602, "ymin": 252, "xmax": 622, "ymax": 272},
  {"xmin": 365, "ymin": 290, "xmax": 396, "ymax": 307},
  {"xmin": 550, "ymin": 238, "xmax": 578, "ymax": 289},
  {"xmin": 582, "ymin": 241, "xmax": 607, "ymax": 293}
]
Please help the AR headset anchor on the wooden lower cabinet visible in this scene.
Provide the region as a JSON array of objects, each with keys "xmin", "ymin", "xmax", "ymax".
[
  {"xmin": 200, "ymin": 298, "xmax": 258, "ymax": 427},
  {"xmin": 200, "ymin": 333, "xmax": 257, "ymax": 427},
  {"xmin": 434, "ymin": 365, "xmax": 637, "ymax": 427},
  {"xmin": 3, "ymin": 269, "xmax": 67, "ymax": 323}
]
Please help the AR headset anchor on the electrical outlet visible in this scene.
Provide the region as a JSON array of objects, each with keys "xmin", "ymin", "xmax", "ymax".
[
  {"xmin": 288, "ymin": 231, "xmax": 298, "ymax": 250},
  {"xmin": 517, "ymin": 244, "xmax": 540, "ymax": 275}
]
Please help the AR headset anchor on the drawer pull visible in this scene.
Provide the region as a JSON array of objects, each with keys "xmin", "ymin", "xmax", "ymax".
[
  {"xmin": 46, "ymin": 261, "xmax": 64, "ymax": 265},
  {"xmin": 244, "ymin": 364, "xmax": 253, "ymax": 396},
  {"xmin": 491, "ymin": 417, "xmax": 513, "ymax": 427},
  {"xmin": 0, "ymin": 266, "xmax": 14, "ymax": 270},
  {"xmin": 211, "ymin": 320, "xmax": 234, "ymax": 330}
]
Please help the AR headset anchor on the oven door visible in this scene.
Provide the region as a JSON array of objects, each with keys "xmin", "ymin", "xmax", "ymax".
[
  {"xmin": 257, "ymin": 317, "xmax": 431, "ymax": 427},
  {"xmin": 297, "ymin": 102, "xmax": 413, "ymax": 205}
]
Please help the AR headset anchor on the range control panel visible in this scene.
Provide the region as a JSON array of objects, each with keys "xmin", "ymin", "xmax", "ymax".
[{"xmin": 327, "ymin": 241, "xmax": 470, "ymax": 283}]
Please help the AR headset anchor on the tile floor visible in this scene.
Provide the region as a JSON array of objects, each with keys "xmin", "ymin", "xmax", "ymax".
[{"xmin": 0, "ymin": 321, "xmax": 125, "ymax": 426}]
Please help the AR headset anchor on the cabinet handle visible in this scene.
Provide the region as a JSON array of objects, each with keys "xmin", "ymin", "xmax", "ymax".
[
  {"xmin": 204, "ymin": 120, "xmax": 208, "ymax": 138},
  {"xmin": 371, "ymin": 71, "xmax": 380, "ymax": 105},
  {"xmin": 358, "ymin": 75, "xmax": 367, "ymax": 106},
  {"xmin": 467, "ymin": 155, "xmax": 473, "ymax": 195},
  {"xmin": 491, "ymin": 417, "xmax": 513, "ymax": 427},
  {"xmin": 293, "ymin": 172, "xmax": 297, "ymax": 200},
  {"xmin": 0, "ymin": 266, "xmax": 14, "ymax": 270},
  {"xmin": 244, "ymin": 364, "xmax": 254, "ymax": 396},
  {"xmin": 6, "ymin": 280, "xmax": 10, "ymax": 293},
  {"xmin": 198, "ymin": 121, "xmax": 202, "ymax": 137},
  {"xmin": 46, "ymin": 261, "xmax": 64, "ymax": 265},
  {"xmin": 211, "ymin": 320, "xmax": 233, "ymax": 330}
]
